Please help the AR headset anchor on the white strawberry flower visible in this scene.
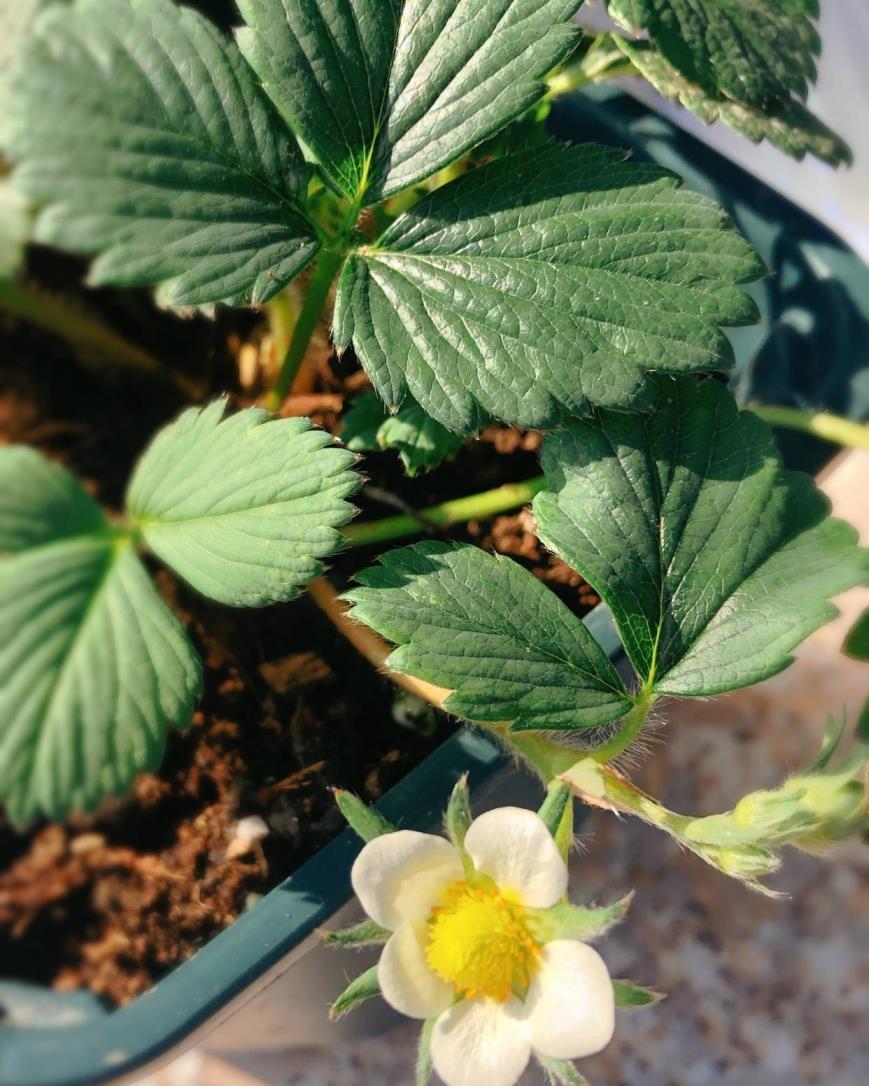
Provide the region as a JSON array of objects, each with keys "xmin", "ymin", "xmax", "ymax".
[{"xmin": 349, "ymin": 804, "xmax": 615, "ymax": 1086}]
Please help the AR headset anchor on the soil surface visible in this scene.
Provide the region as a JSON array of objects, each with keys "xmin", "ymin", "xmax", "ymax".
[{"xmin": 0, "ymin": 250, "xmax": 597, "ymax": 1006}]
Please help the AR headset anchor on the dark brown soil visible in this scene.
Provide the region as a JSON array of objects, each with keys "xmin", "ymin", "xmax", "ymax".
[{"xmin": 0, "ymin": 251, "xmax": 596, "ymax": 1006}]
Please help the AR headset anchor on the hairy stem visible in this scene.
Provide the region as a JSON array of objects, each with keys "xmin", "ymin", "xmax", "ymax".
[
  {"xmin": 343, "ymin": 475, "xmax": 547, "ymax": 548},
  {"xmin": 586, "ymin": 683, "xmax": 657, "ymax": 763},
  {"xmin": 750, "ymin": 404, "xmax": 869, "ymax": 450},
  {"xmin": 265, "ymin": 245, "xmax": 345, "ymax": 410},
  {"xmin": 0, "ymin": 280, "xmax": 198, "ymax": 397}
]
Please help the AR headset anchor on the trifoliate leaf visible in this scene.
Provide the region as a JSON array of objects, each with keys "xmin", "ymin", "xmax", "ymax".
[
  {"xmin": 1, "ymin": 0, "xmax": 319, "ymax": 308},
  {"xmin": 343, "ymin": 392, "xmax": 463, "ymax": 475},
  {"xmin": 535, "ymin": 376, "xmax": 867, "ymax": 698},
  {"xmin": 346, "ymin": 541, "xmax": 633, "ymax": 731},
  {"xmin": 617, "ymin": 38, "xmax": 850, "ymax": 167},
  {"xmin": 0, "ymin": 180, "xmax": 29, "ymax": 282},
  {"xmin": 606, "ymin": 0, "xmax": 820, "ymax": 107},
  {"xmin": 237, "ymin": 0, "xmax": 581, "ymax": 203},
  {"xmin": 127, "ymin": 401, "xmax": 361, "ymax": 608},
  {"xmin": 0, "ymin": 447, "xmax": 105, "ymax": 552},
  {"xmin": 335, "ymin": 141, "xmax": 762, "ymax": 434},
  {"xmin": 0, "ymin": 489, "xmax": 201, "ymax": 823},
  {"xmin": 843, "ymin": 609, "xmax": 869, "ymax": 663}
]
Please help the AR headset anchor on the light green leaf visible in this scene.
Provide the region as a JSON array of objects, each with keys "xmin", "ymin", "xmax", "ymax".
[
  {"xmin": 237, "ymin": 0, "xmax": 581, "ymax": 203},
  {"xmin": 534, "ymin": 376, "xmax": 867, "ymax": 698},
  {"xmin": 539, "ymin": 1057, "xmax": 592, "ymax": 1086},
  {"xmin": 335, "ymin": 141, "xmax": 762, "ymax": 434},
  {"xmin": 329, "ymin": 964, "xmax": 381, "ymax": 1020},
  {"xmin": 127, "ymin": 401, "xmax": 360, "ymax": 607},
  {"xmin": 617, "ymin": 38, "xmax": 850, "ymax": 167},
  {"xmin": 416, "ymin": 1018, "xmax": 436, "ymax": 1086},
  {"xmin": 1, "ymin": 0, "xmax": 319, "ymax": 308},
  {"xmin": 612, "ymin": 978, "xmax": 665, "ymax": 1007},
  {"xmin": 0, "ymin": 532, "xmax": 201, "ymax": 824},
  {"xmin": 0, "ymin": 447, "xmax": 105, "ymax": 552},
  {"xmin": 346, "ymin": 541, "xmax": 632, "ymax": 731},
  {"xmin": 607, "ymin": 0, "xmax": 820, "ymax": 107},
  {"xmin": 537, "ymin": 780, "xmax": 571, "ymax": 840},
  {"xmin": 343, "ymin": 392, "xmax": 463, "ymax": 475}
]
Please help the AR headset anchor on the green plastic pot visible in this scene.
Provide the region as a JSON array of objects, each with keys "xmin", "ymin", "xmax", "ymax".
[{"xmin": 2, "ymin": 87, "xmax": 867, "ymax": 1086}]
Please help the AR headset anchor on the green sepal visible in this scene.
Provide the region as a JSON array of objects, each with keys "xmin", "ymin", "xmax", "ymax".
[
  {"xmin": 334, "ymin": 789, "xmax": 396, "ymax": 842},
  {"xmin": 444, "ymin": 775, "xmax": 473, "ymax": 853},
  {"xmin": 323, "ymin": 918, "xmax": 391, "ymax": 949},
  {"xmin": 613, "ymin": 978, "xmax": 666, "ymax": 1008},
  {"xmin": 527, "ymin": 893, "xmax": 633, "ymax": 945},
  {"xmin": 538, "ymin": 780, "xmax": 571, "ymax": 840},
  {"xmin": 540, "ymin": 1056, "xmax": 592, "ymax": 1085},
  {"xmin": 329, "ymin": 964, "xmax": 381, "ymax": 1020},
  {"xmin": 416, "ymin": 1017, "xmax": 436, "ymax": 1086}
]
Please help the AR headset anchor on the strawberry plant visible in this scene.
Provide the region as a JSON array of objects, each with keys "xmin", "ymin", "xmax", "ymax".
[{"xmin": 0, "ymin": 2, "xmax": 867, "ymax": 1082}]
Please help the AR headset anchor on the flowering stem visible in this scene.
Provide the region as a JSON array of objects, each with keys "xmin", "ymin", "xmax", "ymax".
[
  {"xmin": 343, "ymin": 475, "xmax": 547, "ymax": 548},
  {"xmin": 265, "ymin": 244, "xmax": 345, "ymax": 410},
  {"xmin": 750, "ymin": 404, "xmax": 869, "ymax": 450}
]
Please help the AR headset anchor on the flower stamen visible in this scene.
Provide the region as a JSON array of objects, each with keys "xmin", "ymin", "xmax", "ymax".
[{"xmin": 425, "ymin": 880, "xmax": 540, "ymax": 1002}]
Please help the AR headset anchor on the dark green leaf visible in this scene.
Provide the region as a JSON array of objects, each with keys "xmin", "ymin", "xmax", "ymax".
[
  {"xmin": 617, "ymin": 38, "xmax": 850, "ymax": 167},
  {"xmin": 346, "ymin": 541, "xmax": 632, "ymax": 731},
  {"xmin": 0, "ymin": 181, "xmax": 29, "ymax": 282},
  {"xmin": 127, "ymin": 401, "xmax": 360, "ymax": 607},
  {"xmin": 237, "ymin": 0, "xmax": 581, "ymax": 202},
  {"xmin": 843, "ymin": 609, "xmax": 869, "ymax": 662},
  {"xmin": 0, "ymin": 447, "xmax": 106, "ymax": 552},
  {"xmin": 330, "ymin": 964, "xmax": 381, "ymax": 1020},
  {"xmin": 2, "ymin": 0, "xmax": 319, "ymax": 308},
  {"xmin": 607, "ymin": 0, "xmax": 820, "ymax": 107},
  {"xmin": 0, "ymin": 535, "xmax": 201, "ymax": 824},
  {"xmin": 343, "ymin": 392, "xmax": 462, "ymax": 475},
  {"xmin": 335, "ymin": 141, "xmax": 762, "ymax": 434},
  {"xmin": 335, "ymin": 789, "xmax": 397, "ymax": 842},
  {"xmin": 535, "ymin": 377, "xmax": 867, "ymax": 697},
  {"xmin": 612, "ymin": 978, "xmax": 665, "ymax": 1007}
]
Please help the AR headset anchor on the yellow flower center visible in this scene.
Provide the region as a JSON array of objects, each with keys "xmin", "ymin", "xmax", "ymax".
[{"xmin": 425, "ymin": 879, "xmax": 540, "ymax": 1002}]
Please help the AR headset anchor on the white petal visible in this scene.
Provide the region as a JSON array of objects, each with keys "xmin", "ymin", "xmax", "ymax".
[
  {"xmin": 378, "ymin": 923, "xmax": 454, "ymax": 1020},
  {"xmin": 464, "ymin": 807, "xmax": 567, "ymax": 908},
  {"xmin": 525, "ymin": 941, "xmax": 615, "ymax": 1060},
  {"xmin": 351, "ymin": 830, "xmax": 463, "ymax": 929},
  {"xmin": 431, "ymin": 998, "xmax": 531, "ymax": 1086}
]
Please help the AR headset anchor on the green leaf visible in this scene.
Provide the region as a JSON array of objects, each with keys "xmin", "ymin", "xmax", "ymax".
[
  {"xmin": 0, "ymin": 528, "xmax": 201, "ymax": 823},
  {"xmin": 616, "ymin": 38, "xmax": 850, "ymax": 167},
  {"xmin": 539, "ymin": 1057, "xmax": 592, "ymax": 1086},
  {"xmin": 237, "ymin": 0, "xmax": 581, "ymax": 203},
  {"xmin": 1, "ymin": 0, "xmax": 319, "ymax": 308},
  {"xmin": 843, "ymin": 609, "xmax": 869, "ymax": 662},
  {"xmin": 329, "ymin": 964, "xmax": 381, "ymax": 1020},
  {"xmin": 346, "ymin": 540, "xmax": 633, "ymax": 731},
  {"xmin": 335, "ymin": 789, "xmax": 397, "ymax": 842},
  {"xmin": 343, "ymin": 392, "xmax": 463, "ymax": 475},
  {"xmin": 323, "ymin": 918, "xmax": 391, "ymax": 948},
  {"xmin": 534, "ymin": 377, "xmax": 867, "ymax": 698},
  {"xmin": 0, "ymin": 447, "xmax": 106, "ymax": 552},
  {"xmin": 612, "ymin": 978, "xmax": 665, "ymax": 1008},
  {"xmin": 127, "ymin": 401, "xmax": 360, "ymax": 607},
  {"xmin": 335, "ymin": 141, "xmax": 762, "ymax": 434},
  {"xmin": 607, "ymin": 0, "xmax": 820, "ymax": 107}
]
